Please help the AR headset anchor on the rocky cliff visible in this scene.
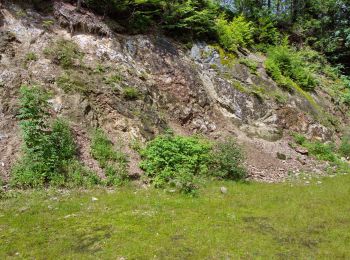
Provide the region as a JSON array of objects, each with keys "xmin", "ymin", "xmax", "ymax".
[{"xmin": 0, "ymin": 1, "xmax": 348, "ymax": 183}]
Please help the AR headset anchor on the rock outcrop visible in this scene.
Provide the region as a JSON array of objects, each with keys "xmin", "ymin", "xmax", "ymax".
[{"xmin": 0, "ymin": 1, "xmax": 347, "ymax": 182}]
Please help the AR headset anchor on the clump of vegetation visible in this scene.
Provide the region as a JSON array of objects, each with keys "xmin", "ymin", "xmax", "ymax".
[
  {"xmin": 140, "ymin": 132, "xmax": 246, "ymax": 193},
  {"xmin": 56, "ymin": 71, "xmax": 90, "ymax": 94},
  {"xmin": 342, "ymin": 92, "xmax": 350, "ymax": 105},
  {"xmin": 253, "ymin": 15, "xmax": 281, "ymax": 50},
  {"xmin": 44, "ymin": 39, "xmax": 83, "ymax": 69},
  {"xmin": 122, "ymin": 87, "xmax": 140, "ymax": 100},
  {"xmin": 94, "ymin": 64, "xmax": 106, "ymax": 74},
  {"xmin": 105, "ymin": 73, "xmax": 123, "ymax": 85},
  {"xmin": 90, "ymin": 129, "xmax": 129, "ymax": 186},
  {"xmin": 293, "ymin": 133, "xmax": 338, "ymax": 162},
  {"xmin": 25, "ymin": 52, "xmax": 38, "ymax": 62},
  {"xmin": 339, "ymin": 136, "xmax": 350, "ymax": 158},
  {"xmin": 12, "ymin": 86, "xmax": 99, "ymax": 188},
  {"xmin": 265, "ymin": 45, "xmax": 317, "ymax": 91},
  {"xmin": 216, "ymin": 15, "xmax": 254, "ymax": 52},
  {"xmin": 209, "ymin": 138, "xmax": 246, "ymax": 180},
  {"xmin": 42, "ymin": 20, "xmax": 54, "ymax": 30},
  {"xmin": 140, "ymin": 132, "xmax": 212, "ymax": 193},
  {"xmin": 239, "ymin": 58, "xmax": 258, "ymax": 73},
  {"xmin": 23, "ymin": 52, "xmax": 38, "ymax": 67}
]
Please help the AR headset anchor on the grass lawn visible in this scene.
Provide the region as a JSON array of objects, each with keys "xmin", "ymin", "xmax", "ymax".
[{"xmin": 1, "ymin": 174, "xmax": 350, "ymax": 259}]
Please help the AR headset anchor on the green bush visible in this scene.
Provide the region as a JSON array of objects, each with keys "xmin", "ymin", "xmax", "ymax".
[
  {"xmin": 265, "ymin": 45, "xmax": 317, "ymax": 91},
  {"xmin": 342, "ymin": 91, "xmax": 350, "ymax": 106},
  {"xmin": 44, "ymin": 39, "xmax": 83, "ymax": 69},
  {"xmin": 216, "ymin": 15, "xmax": 254, "ymax": 52},
  {"xmin": 307, "ymin": 141, "xmax": 337, "ymax": 162},
  {"xmin": 209, "ymin": 138, "xmax": 246, "ymax": 180},
  {"xmin": 293, "ymin": 133, "xmax": 307, "ymax": 145},
  {"xmin": 253, "ymin": 16, "xmax": 281, "ymax": 48},
  {"xmin": 293, "ymin": 133, "xmax": 338, "ymax": 162},
  {"xmin": 90, "ymin": 129, "xmax": 129, "ymax": 186},
  {"xmin": 140, "ymin": 133, "xmax": 211, "ymax": 193},
  {"xmin": 140, "ymin": 133, "xmax": 247, "ymax": 193},
  {"xmin": 11, "ymin": 86, "xmax": 99, "ymax": 188},
  {"xmin": 339, "ymin": 136, "xmax": 350, "ymax": 158}
]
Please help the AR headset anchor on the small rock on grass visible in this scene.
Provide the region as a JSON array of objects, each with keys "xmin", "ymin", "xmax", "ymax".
[
  {"xmin": 220, "ymin": 187, "xmax": 228, "ymax": 194},
  {"xmin": 91, "ymin": 197, "xmax": 98, "ymax": 202}
]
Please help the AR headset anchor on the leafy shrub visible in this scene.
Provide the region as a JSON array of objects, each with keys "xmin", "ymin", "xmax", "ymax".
[
  {"xmin": 122, "ymin": 87, "xmax": 140, "ymax": 100},
  {"xmin": 265, "ymin": 45, "xmax": 317, "ymax": 91},
  {"xmin": 140, "ymin": 133, "xmax": 247, "ymax": 193},
  {"xmin": 293, "ymin": 133, "xmax": 337, "ymax": 162},
  {"xmin": 342, "ymin": 91, "xmax": 350, "ymax": 106},
  {"xmin": 306, "ymin": 141, "xmax": 337, "ymax": 162},
  {"xmin": 140, "ymin": 133, "xmax": 211, "ymax": 193},
  {"xmin": 216, "ymin": 15, "xmax": 254, "ymax": 52},
  {"xmin": 209, "ymin": 138, "xmax": 246, "ymax": 180},
  {"xmin": 253, "ymin": 15, "xmax": 281, "ymax": 49},
  {"xmin": 44, "ymin": 39, "xmax": 83, "ymax": 69},
  {"xmin": 86, "ymin": 0, "xmax": 218, "ymax": 37},
  {"xmin": 162, "ymin": 0, "xmax": 218, "ymax": 38},
  {"xmin": 11, "ymin": 86, "xmax": 99, "ymax": 188},
  {"xmin": 293, "ymin": 133, "xmax": 307, "ymax": 145},
  {"xmin": 90, "ymin": 129, "xmax": 129, "ymax": 186},
  {"xmin": 339, "ymin": 136, "xmax": 350, "ymax": 158}
]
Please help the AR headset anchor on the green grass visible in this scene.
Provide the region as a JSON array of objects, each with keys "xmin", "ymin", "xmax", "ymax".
[{"xmin": 1, "ymin": 174, "xmax": 350, "ymax": 258}]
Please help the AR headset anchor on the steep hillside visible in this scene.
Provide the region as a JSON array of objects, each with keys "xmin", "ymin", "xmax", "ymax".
[{"xmin": 0, "ymin": 1, "xmax": 349, "ymax": 186}]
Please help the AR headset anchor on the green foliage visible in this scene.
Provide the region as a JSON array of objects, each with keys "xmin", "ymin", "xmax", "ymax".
[
  {"xmin": 25, "ymin": 52, "xmax": 38, "ymax": 62},
  {"xmin": 307, "ymin": 141, "xmax": 337, "ymax": 162},
  {"xmin": 64, "ymin": 160, "xmax": 102, "ymax": 188},
  {"xmin": 122, "ymin": 87, "xmax": 140, "ymax": 100},
  {"xmin": 104, "ymin": 73, "xmax": 123, "ymax": 85},
  {"xmin": 209, "ymin": 138, "xmax": 246, "ymax": 180},
  {"xmin": 44, "ymin": 39, "xmax": 83, "ymax": 69},
  {"xmin": 140, "ymin": 133, "xmax": 247, "ymax": 193},
  {"xmin": 216, "ymin": 15, "xmax": 254, "ymax": 52},
  {"xmin": 94, "ymin": 64, "xmax": 106, "ymax": 74},
  {"xmin": 339, "ymin": 136, "xmax": 350, "ymax": 158},
  {"xmin": 256, "ymin": 16, "xmax": 280, "ymax": 44},
  {"xmin": 11, "ymin": 86, "xmax": 99, "ymax": 188},
  {"xmin": 162, "ymin": 0, "xmax": 218, "ymax": 38},
  {"xmin": 85, "ymin": 0, "xmax": 218, "ymax": 38},
  {"xmin": 42, "ymin": 20, "xmax": 54, "ymax": 30},
  {"xmin": 342, "ymin": 91, "xmax": 350, "ymax": 106},
  {"xmin": 265, "ymin": 45, "xmax": 317, "ymax": 91},
  {"xmin": 293, "ymin": 133, "xmax": 337, "ymax": 162},
  {"xmin": 140, "ymin": 133, "xmax": 212, "ymax": 193},
  {"xmin": 293, "ymin": 133, "xmax": 307, "ymax": 145},
  {"xmin": 239, "ymin": 58, "xmax": 258, "ymax": 73},
  {"xmin": 90, "ymin": 129, "xmax": 129, "ymax": 186},
  {"xmin": 57, "ymin": 71, "xmax": 89, "ymax": 94}
]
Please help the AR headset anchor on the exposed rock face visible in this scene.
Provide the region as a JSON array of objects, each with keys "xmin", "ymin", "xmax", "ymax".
[
  {"xmin": 54, "ymin": 2, "xmax": 112, "ymax": 36},
  {"xmin": 0, "ymin": 1, "xmax": 347, "ymax": 182}
]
